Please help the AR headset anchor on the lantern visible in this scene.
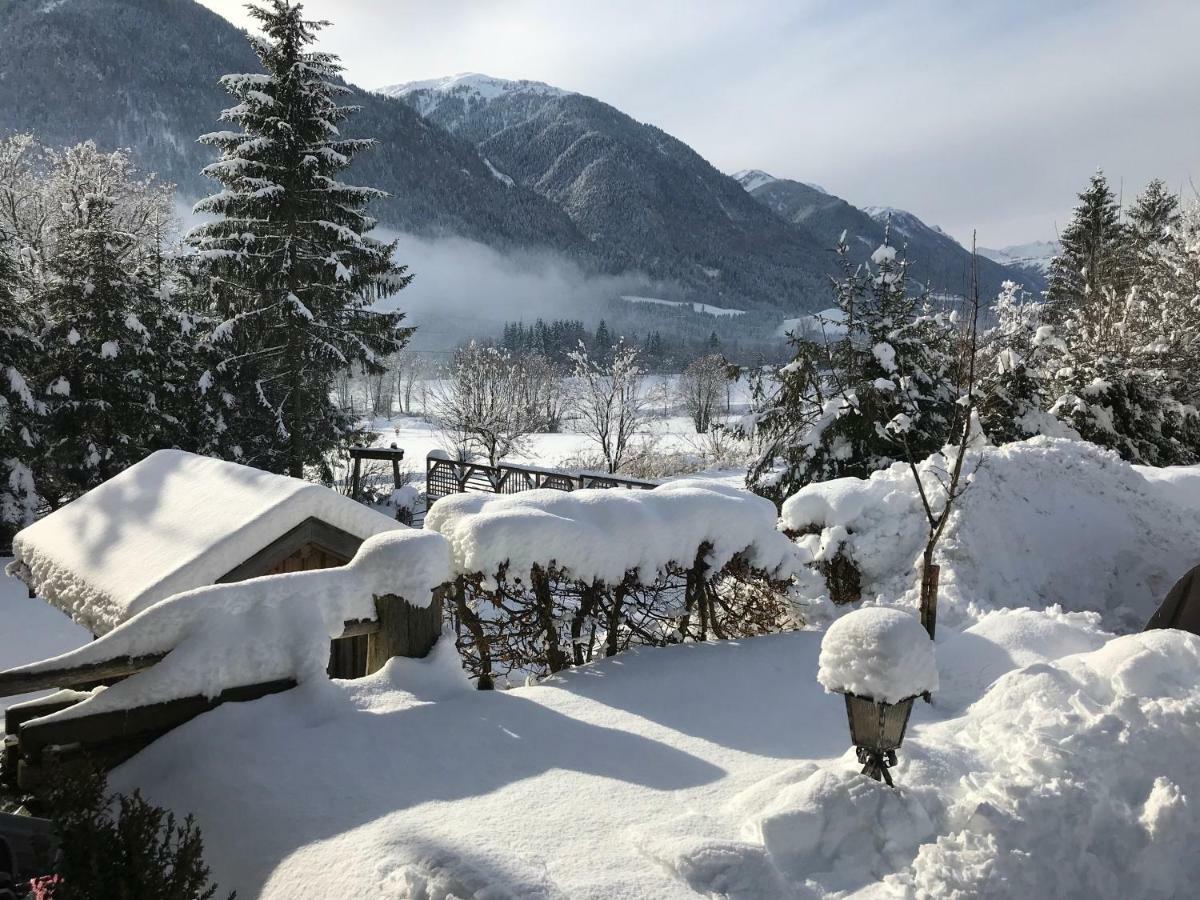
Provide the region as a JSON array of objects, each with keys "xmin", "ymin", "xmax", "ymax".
[{"xmin": 841, "ymin": 692, "xmax": 917, "ymax": 786}]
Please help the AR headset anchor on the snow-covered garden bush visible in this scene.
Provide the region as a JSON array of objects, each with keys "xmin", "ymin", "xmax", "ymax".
[
  {"xmin": 425, "ymin": 479, "xmax": 801, "ymax": 684},
  {"xmin": 782, "ymin": 436, "xmax": 1198, "ymax": 631},
  {"xmin": 817, "ymin": 607, "xmax": 937, "ymax": 703}
]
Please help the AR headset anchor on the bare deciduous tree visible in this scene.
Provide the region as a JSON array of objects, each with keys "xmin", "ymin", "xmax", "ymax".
[
  {"xmin": 677, "ymin": 353, "xmax": 729, "ymax": 433},
  {"xmin": 362, "ymin": 358, "xmax": 393, "ymax": 419},
  {"xmin": 894, "ymin": 236, "xmax": 984, "ymax": 645},
  {"xmin": 430, "ymin": 342, "xmax": 536, "ymax": 466},
  {"xmin": 570, "ymin": 341, "xmax": 650, "ymax": 474},
  {"xmin": 517, "ymin": 353, "xmax": 566, "ymax": 433},
  {"xmin": 393, "ymin": 349, "xmax": 427, "ymax": 416}
]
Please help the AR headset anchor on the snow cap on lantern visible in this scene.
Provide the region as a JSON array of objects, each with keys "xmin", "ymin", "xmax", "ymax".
[{"xmin": 818, "ymin": 607, "xmax": 938, "ymax": 704}]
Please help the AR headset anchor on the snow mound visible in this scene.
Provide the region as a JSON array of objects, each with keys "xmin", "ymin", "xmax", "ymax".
[
  {"xmin": 424, "ymin": 479, "xmax": 797, "ymax": 585},
  {"xmin": 13, "ymin": 530, "xmax": 452, "ymax": 723},
  {"xmin": 747, "ymin": 768, "xmax": 935, "ymax": 891},
  {"xmin": 897, "ymin": 629, "xmax": 1200, "ymax": 899},
  {"xmin": 781, "ymin": 437, "xmax": 1200, "ymax": 631},
  {"xmin": 818, "ymin": 607, "xmax": 937, "ymax": 703}
]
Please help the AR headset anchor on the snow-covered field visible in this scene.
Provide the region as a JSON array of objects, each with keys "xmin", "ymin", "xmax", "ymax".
[
  {"xmin": 1, "ymin": 437, "xmax": 1198, "ymax": 898},
  {"xmin": 354, "ymin": 374, "xmax": 754, "ymax": 489}
]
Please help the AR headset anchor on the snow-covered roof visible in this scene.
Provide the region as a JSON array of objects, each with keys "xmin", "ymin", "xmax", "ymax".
[{"xmin": 10, "ymin": 450, "xmax": 401, "ymax": 636}]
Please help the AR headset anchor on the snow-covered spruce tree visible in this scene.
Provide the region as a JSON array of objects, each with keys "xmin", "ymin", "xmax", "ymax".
[
  {"xmin": 745, "ymin": 236, "xmax": 959, "ymax": 504},
  {"xmin": 1128, "ymin": 178, "xmax": 1180, "ymax": 254},
  {"xmin": 1045, "ymin": 169, "xmax": 1130, "ymax": 321},
  {"xmin": 189, "ymin": 0, "xmax": 413, "ymax": 478},
  {"xmin": 975, "ymin": 281, "xmax": 1071, "ymax": 444},
  {"xmin": 0, "ymin": 234, "xmax": 43, "ymax": 544},
  {"xmin": 1034, "ymin": 175, "xmax": 1200, "ymax": 464},
  {"xmin": 37, "ymin": 192, "xmax": 178, "ymax": 504}
]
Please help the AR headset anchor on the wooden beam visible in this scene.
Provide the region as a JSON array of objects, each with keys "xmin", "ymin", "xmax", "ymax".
[
  {"xmin": 0, "ymin": 620, "xmax": 378, "ymax": 698},
  {"xmin": 0, "ymin": 654, "xmax": 165, "ymax": 699},
  {"xmin": 6, "ymin": 692, "xmax": 91, "ymax": 735},
  {"xmin": 17, "ymin": 679, "xmax": 297, "ymax": 768},
  {"xmin": 348, "ymin": 446, "xmax": 406, "ymax": 462}
]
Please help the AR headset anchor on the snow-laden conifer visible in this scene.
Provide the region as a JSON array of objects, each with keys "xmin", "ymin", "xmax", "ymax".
[
  {"xmin": 38, "ymin": 189, "xmax": 178, "ymax": 503},
  {"xmin": 745, "ymin": 234, "xmax": 960, "ymax": 503},
  {"xmin": 189, "ymin": 0, "xmax": 413, "ymax": 478},
  {"xmin": 0, "ymin": 234, "xmax": 42, "ymax": 542}
]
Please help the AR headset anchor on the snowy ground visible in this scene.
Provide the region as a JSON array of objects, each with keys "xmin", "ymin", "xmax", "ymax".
[
  {"xmin": 102, "ymin": 615, "xmax": 1199, "ymax": 899},
  {"xmin": 1, "ymin": 437, "xmax": 1198, "ymax": 898}
]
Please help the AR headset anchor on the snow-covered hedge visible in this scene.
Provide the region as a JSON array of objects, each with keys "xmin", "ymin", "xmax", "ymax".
[
  {"xmin": 11, "ymin": 530, "xmax": 452, "ymax": 723},
  {"xmin": 425, "ymin": 480, "xmax": 802, "ymax": 683},
  {"xmin": 426, "ymin": 479, "xmax": 797, "ymax": 586},
  {"xmin": 782, "ymin": 437, "xmax": 1199, "ymax": 631}
]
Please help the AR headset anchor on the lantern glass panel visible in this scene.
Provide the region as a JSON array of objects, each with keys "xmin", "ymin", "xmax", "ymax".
[{"xmin": 843, "ymin": 693, "xmax": 915, "ymax": 751}]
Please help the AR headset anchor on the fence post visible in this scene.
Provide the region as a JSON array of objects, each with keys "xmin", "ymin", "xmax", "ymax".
[{"xmin": 366, "ymin": 588, "xmax": 443, "ymax": 674}]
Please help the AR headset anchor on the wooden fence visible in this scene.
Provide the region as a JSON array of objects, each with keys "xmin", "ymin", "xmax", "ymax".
[{"xmin": 425, "ymin": 453, "xmax": 658, "ymax": 505}]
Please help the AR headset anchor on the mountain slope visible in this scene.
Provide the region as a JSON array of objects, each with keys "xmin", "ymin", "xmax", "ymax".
[
  {"xmin": 384, "ymin": 75, "xmax": 840, "ymax": 312},
  {"xmin": 739, "ymin": 171, "xmax": 1045, "ymax": 298},
  {"xmin": 0, "ymin": 0, "xmax": 591, "ymax": 257},
  {"xmin": 979, "ymin": 241, "xmax": 1060, "ymax": 277}
]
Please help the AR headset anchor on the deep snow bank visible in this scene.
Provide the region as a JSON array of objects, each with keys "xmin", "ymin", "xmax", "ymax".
[{"xmin": 782, "ymin": 437, "xmax": 1200, "ymax": 631}]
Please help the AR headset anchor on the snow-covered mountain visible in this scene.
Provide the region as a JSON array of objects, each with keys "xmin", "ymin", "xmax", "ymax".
[
  {"xmin": 734, "ymin": 169, "xmax": 827, "ymax": 195},
  {"xmin": 0, "ymin": 0, "xmax": 1041, "ymax": 315},
  {"xmin": 386, "ymin": 75, "xmax": 840, "ymax": 310},
  {"xmin": 739, "ymin": 174, "xmax": 1046, "ymax": 297},
  {"xmin": 379, "ymin": 73, "xmax": 570, "ymax": 118},
  {"xmin": 732, "ymin": 169, "xmax": 779, "ymax": 192},
  {"xmin": 0, "ymin": 1, "xmax": 592, "ymax": 258},
  {"xmin": 979, "ymin": 240, "xmax": 1061, "ymax": 276}
]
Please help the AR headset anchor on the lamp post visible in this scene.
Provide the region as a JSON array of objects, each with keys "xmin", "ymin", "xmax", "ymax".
[{"xmin": 817, "ymin": 606, "xmax": 937, "ymax": 789}]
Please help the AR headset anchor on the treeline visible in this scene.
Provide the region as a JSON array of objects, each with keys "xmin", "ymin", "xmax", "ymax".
[
  {"xmin": 747, "ymin": 170, "xmax": 1200, "ymax": 502},
  {"xmin": 0, "ymin": 2, "xmax": 410, "ymax": 542},
  {"xmin": 499, "ymin": 317, "xmax": 723, "ymax": 371}
]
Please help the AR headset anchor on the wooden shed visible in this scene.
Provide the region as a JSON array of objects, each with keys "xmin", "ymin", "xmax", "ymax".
[{"xmin": 7, "ymin": 449, "xmax": 405, "ymax": 679}]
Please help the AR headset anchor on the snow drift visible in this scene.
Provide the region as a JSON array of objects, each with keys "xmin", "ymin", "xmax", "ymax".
[
  {"xmin": 10, "ymin": 529, "xmax": 452, "ymax": 723},
  {"xmin": 782, "ymin": 437, "xmax": 1200, "ymax": 631}
]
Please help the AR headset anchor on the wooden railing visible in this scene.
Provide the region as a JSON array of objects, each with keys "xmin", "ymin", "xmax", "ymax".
[{"xmin": 425, "ymin": 453, "xmax": 658, "ymax": 505}]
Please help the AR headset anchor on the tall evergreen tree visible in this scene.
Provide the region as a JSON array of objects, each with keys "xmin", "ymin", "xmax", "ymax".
[
  {"xmin": 189, "ymin": 0, "xmax": 413, "ymax": 478},
  {"xmin": 38, "ymin": 194, "xmax": 176, "ymax": 504},
  {"xmin": 1128, "ymin": 178, "xmax": 1179, "ymax": 253},
  {"xmin": 1045, "ymin": 170, "xmax": 1129, "ymax": 322},
  {"xmin": 592, "ymin": 319, "xmax": 613, "ymax": 365},
  {"xmin": 0, "ymin": 234, "xmax": 42, "ymax": 542}
]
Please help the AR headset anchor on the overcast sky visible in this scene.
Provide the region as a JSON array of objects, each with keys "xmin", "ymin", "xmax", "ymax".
[{"xmin": 197, "ymin": 0, "xmax": 1199, "ymax": 248}]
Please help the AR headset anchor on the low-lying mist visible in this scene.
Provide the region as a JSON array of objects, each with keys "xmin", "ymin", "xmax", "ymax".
[{"xmin": 376, "ymin": 230, "xmax": 659, "ymax": 352}]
